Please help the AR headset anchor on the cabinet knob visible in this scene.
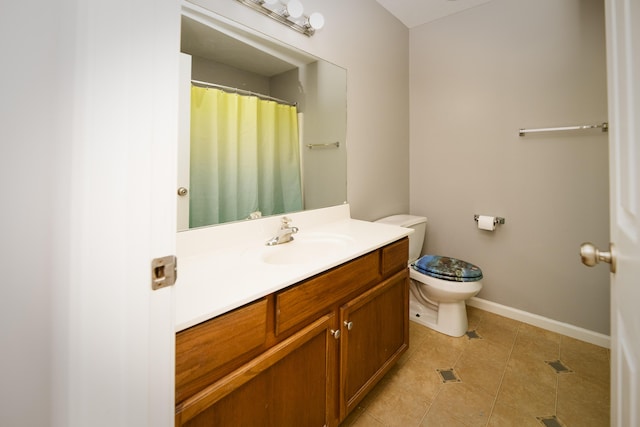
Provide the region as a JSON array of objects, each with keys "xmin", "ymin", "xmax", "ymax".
[
  {"xmin": 330, "ymin": 329, "xmax": 341, "ymax": 339},
  {"xmin": 344, "ymin": 321, "xmax": 353, "ymax": 330}
]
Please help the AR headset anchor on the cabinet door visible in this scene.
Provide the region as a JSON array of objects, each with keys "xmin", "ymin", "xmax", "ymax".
[
  {"xmin": 176, "ymin": 314, "xmax": 337, "ymax": 427},
  {"xmin": 339, "ymin": 270, "xmax": 409, "ymax": 419}
]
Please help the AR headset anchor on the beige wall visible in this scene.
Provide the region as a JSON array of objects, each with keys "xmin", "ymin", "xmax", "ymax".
[
  {"xmin": 191, "ymin": 56, "xmax": 272, "ymax": 94},
  {"xmin": 409, "ymin": 0, "xmax": 610, "ymax": 334},
  {"xmin": 191, "ymin": 0, "xmax": 411, "ymax": 222}
]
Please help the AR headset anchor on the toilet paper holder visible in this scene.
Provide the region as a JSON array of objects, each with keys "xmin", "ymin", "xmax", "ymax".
[{"xmin": 473, "ymin": 215, "xmax": 505, "ymax": 226}]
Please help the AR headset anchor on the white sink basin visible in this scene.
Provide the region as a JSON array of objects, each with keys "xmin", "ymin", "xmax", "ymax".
[{"xmin": 261, "ymin": 233, "xmax": 354, "ymax": 265}]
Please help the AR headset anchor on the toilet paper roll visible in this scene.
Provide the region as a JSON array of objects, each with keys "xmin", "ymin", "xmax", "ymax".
[{"xmin": 477, "ymin": 215, "xmax": 496, "ymax": 231}]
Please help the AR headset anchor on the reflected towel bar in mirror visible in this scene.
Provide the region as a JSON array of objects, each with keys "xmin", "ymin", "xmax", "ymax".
[{"xmin": 306, "ymin": 141, "xmax": 340, "ymax": 149}]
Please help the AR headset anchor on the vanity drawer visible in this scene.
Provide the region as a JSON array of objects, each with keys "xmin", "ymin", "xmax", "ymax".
[
  {"xmin": 275, "ymin": 251, "xmax": 380, "ymax": 335},
  {"xmin": 380, "ymin": 238, "xmax": 409, "ymax": 277},
  {"xmin": 175, "ymin": 297, "xmax": 269, "ymax": 404}
]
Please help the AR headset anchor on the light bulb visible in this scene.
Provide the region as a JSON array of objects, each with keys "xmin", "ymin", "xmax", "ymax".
[
  {"xmin": 308, "ymin": 12, "xmax": 324, "ymax": 30},
  {"xmin": 286, "ymin": 0, "xmax": 303, "ymax": 19}
]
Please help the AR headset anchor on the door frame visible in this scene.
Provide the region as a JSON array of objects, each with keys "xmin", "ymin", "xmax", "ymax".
[{"xmin": 604, "ymin": 0, "xmax": 640, "ymax": 425}]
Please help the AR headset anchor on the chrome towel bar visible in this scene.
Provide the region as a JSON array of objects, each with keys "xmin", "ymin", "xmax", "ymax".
[
  {"xmin": 306, "ymin": 141, "xmax": 340, "ymax": 149},
  {"xmin": 519, "ymin": 122, "xmax": 608, "ymax": 136}
]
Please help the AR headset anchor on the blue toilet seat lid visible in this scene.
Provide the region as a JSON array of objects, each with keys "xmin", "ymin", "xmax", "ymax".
[{"xmin": 412, "ymin": 255, "xmax": 483, "ymax": 282}]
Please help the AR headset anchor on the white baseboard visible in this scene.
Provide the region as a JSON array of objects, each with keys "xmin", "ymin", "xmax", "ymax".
[{"xmin": 467, "ymin": 297, "xmax": 610, "ymax": 349}]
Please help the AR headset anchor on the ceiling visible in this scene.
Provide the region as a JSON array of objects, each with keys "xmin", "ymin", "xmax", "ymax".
[{"xmin": 375, "ymin": 0, "xmax": 494, "ymax": 28}]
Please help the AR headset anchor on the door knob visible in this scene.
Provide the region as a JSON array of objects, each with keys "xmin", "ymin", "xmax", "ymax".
[
  {"xmin": 177, "ymin": 187, "xmax": 188, "ymax": 196},
  {"xmin": 580, "ymin": 242, "xmax": 616, "ymax": 273}
]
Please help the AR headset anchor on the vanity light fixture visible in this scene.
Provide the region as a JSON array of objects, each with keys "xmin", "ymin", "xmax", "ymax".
[{"xmin": 235, "ymin": 0, "xmax": 325, "ymax": 36}]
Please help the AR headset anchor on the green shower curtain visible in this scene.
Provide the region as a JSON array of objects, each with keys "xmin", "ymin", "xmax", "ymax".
[{"xmin": 189, "ymin": 86, "xmax": 303, "ymax": 227}]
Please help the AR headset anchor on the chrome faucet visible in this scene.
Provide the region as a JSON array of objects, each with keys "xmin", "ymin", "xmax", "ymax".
[{"xmin": 266, "ymin": 217, "xmax": 299, "ymax": 246}]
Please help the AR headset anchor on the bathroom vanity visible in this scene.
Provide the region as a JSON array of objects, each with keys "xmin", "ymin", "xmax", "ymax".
[{"xmin": 174, "ymin": 205, "xmax": 411, "ymax": 426}]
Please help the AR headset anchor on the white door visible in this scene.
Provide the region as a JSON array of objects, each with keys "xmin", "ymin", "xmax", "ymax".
[
  {"xmin": 604, "ymin": 0, "xmax": 640, "ymax": 425},
  {"xmin": 147, "ymin": 1, "xmax": 180, "ymax": 423},
  {"xmin": 65, "ymin": 0, "xmax": 179, "ymax": 425}
]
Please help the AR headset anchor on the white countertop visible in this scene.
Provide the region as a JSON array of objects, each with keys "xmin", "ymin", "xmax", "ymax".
[{"xmin": 175, "ymin": 204, "xmax": 412, "ymax": 331}]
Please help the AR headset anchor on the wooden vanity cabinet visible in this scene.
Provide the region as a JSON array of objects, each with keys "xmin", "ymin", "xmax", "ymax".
[
  {"xmin": 175, "ymin": 298, "xmax": 270, "ymax": 405},
  {"xmin": 175, "ymin": 237, "xmax": 409, "ymax": 426},
  {"xmin": 176, "ymin": 314, "xmax": 336, "ymax": 426},
  {"xmin": 340, "ymin": 270, "xmax": 409, "ymax": 417}
]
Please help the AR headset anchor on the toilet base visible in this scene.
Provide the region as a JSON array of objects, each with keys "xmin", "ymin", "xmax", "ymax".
[{"xmin": 409, "ymin": 297, "xmax": 469, "ymax": 337}]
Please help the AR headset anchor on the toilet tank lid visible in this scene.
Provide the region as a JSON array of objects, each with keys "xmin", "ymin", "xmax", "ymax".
[{"xmin": 375, "ymin": 214, "xmax": 427, "ymax": 227}]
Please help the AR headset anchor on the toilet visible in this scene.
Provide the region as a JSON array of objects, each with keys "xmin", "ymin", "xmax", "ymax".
[{"xmin": 375, "ymin": 214, "xmax": 483, "ymax": 337}]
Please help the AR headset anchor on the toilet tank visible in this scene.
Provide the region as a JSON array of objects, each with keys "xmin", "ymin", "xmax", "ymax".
[{"xmin": 374, "ymin": 214, "xmax": 427, "ymax": 264}]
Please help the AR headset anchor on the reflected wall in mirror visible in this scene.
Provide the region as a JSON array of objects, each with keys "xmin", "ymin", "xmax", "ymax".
[{"xmin": 177, "ymin": 4, "xmax": 347, "ymax": 231}]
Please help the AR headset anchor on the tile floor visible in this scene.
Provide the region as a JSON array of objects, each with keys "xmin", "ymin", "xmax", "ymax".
[{"xmin": 340, "ymin": 306, "xmax": 610, "ymax": 427}]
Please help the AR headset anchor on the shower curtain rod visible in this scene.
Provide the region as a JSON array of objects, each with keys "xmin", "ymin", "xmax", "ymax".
[{"xmin": 191, "ymin": 80, "xmax": 297, "ymax": 107}]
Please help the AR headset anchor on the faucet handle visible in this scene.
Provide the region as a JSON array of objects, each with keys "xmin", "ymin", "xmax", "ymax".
[{"xmin": 281, "ymin": 216, "xmax": 292, "ymax": 227}]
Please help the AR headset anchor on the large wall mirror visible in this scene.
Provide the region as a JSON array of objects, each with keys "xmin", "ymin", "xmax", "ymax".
[{"xmin": 178, "ymin": 4, "xmax": 347, "ymax": 231}]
